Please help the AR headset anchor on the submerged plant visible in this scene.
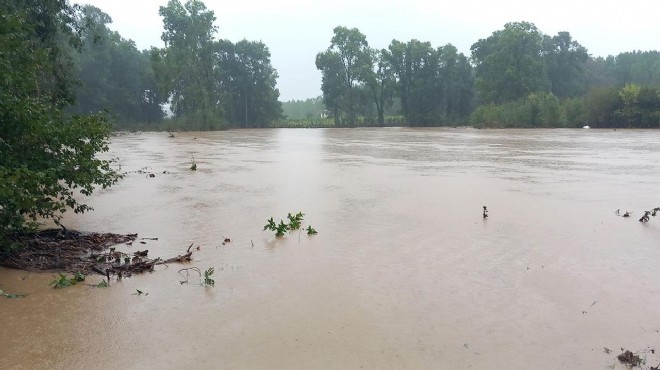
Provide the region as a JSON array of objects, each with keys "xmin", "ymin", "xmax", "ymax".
[
  {"xmin": 74, "ymin": 271, "xmax": 85, "ymax": 283},
  {"xmin": 49, "ymin": 272, "xmax": 85, "ymax": 288},
  {"xmin": 264, "ymin": 212, "xmax": 318, "ymax": 238},
  {"xmin": 287, "ymin": 212, "xmax": 305, "ymax": 230},
  {"xmin": 263, "ymin": 217, "xmax": 277, "ymax": 232},
  {"xmin": 50, "ymin": 274, "xmax": 75, "ymax": 289},
  {"xmin": 190, "ymin": 155, "xmax": 197, "ymax": 171},
  {"xmin": 276, "ymin": 220, "xmax": 288, "ymax": 237},
  {"xmin": 203, "ymin": 267, "xmax": 215, "ymax": 287},
  {"xmin": 96, "ymin": 280, "xmax": 109, "ymax": 288},
  {"xmin": 0, "ymin": 288, "xmax": 27, "ymax": 299},
  {"xmin": 652, "ymin": 207, "xmax": 660, "ymax": 217}
]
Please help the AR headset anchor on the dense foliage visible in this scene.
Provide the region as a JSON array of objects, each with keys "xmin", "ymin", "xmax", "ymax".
[
  {"xmin": 281, "ymin": 97, "xmax": 325, "ymax": 120},
  {"xmin": 314, "ymin": 22, "xmax": 660, "ymax": 128},
  {"xmin": 316, "ymin": 27, "xmax": 473, "ymax": 126},
  {"xmin": 0, "ymin": 0, "xmax": 121, "ymax": 243},
  {"xmin": 10, "ymin": 0, "xmax": 660, "ymax": 130},
  {"xmin": 70, "ymin": 6, "xmax": 164, "ymax": 128},
  {"xmin": 152, "ymin": 0, "xmax": 282, "ymax": 129}
]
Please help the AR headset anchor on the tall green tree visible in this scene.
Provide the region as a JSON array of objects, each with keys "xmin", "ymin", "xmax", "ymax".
[
  {"xmin": 154, "ymin": 0, "xmax": 222, "ymax": 129},
  {"xmin": 364, "ymin": 49, "xmax": 395, "ymax": 125},
  {"xmin": 316, "ymin": 26, "xmax": 372, "ymax": 126},
  {"xmin": 617, "ymin": 83, "xmax": 641, "ymax": 127},
  {"xmin": 0, "ymin": 0, "xmax": 120, "ymax": 242},
  {"xmin": 543, "ymin": 32, "xmax": 589, "ymax": 98},
  {"xmin": 436, "ymin": 44, "xmax": 475, "ymax": 121},
  {"xmin": 315, "ymin": 50, "xmax": 345, "ymax": 125},
  {"xmin": 384, "ymin": 39, "xmax": 443, "ymax": 125},
  {"xmin": 471, "ymin": 22, "xmax": 548, "ymax": 104},
  {"xmin": 70, "ymin": 5, "xmax": 163, "ymax": 126},
  {"xmin": 218, "ymin": 40, "xmax": 282, "ymax": 128}
]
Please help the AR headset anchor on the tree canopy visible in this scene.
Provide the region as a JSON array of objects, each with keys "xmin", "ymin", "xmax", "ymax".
[
  {"xmin": 69, "ymin": 5, "xmax": 164, "ymax": 127},
  {"xmin": 152, "ymin": 0, "xmax": 282, "ymax": 129},
  {"xmin": 0, "ymin": 0, "xmax": 121, "ymax": 242}
]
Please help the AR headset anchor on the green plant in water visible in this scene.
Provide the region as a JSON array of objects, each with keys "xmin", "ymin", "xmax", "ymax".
[
  {"xmin": 190, "ymin": 155, "xmax": 197, "ymax": 171},
  {"xmin": 287, "ymin": 212, "xmax": 305, "ymax": 230},
  {"xmin": 0, "ymin": 288, "xmax": 27, "ymax": 299},
  {"xmin": 203, "ymin": 267, "xmax": 215, "ymax": 287},
  {"xmin": 74, "ymin": 271, "xmax": 85, "ymax": 283},
  {"xmin": 276, "ymin": 220, "xmax": 288, "ymax": 237},
  {"xmin": 306, "ymin": 225, "xmax": 318, "ymax": 235},
  {"xmin": 49, "ymin": 272, "xmax": 85, "ymax": 288},
  {"xmin": 96, "ymin": 280, "xmax": 109, "ymax": 288},
  {"xmin": 263, "ymin": 217, "xmax": 277, "ymax": 232},
  {"xmin": 50, "ymin": 274, "xmax": 74, "ymax": 289},
  {"xmin": 264, "ymin": 212, "xmax": 317, "ymax": 238}
]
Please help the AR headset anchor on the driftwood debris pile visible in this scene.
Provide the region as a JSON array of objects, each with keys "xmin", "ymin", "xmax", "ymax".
[{"xmin": 0, "ymin": 229, "xmax": 193, "ymax": 279}]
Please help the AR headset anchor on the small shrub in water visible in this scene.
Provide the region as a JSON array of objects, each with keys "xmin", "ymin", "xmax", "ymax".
[
  {"xmin": 50, "ymin": 274, "xmax": 75, "ymax": 289},
  {"xmin": 96, "ymin": 280, "xmax": 109, "ymax": 288},
  {"xmin": 203, "ymin": 267, "xmax": 215, "ymax": 287},
  {"xmin": 0, "ymin": 288, "xmax": 26, "ymax": 299},
  {"xmin": 263, "ymin": 217, "xmax": 277, "ymax": 232},
  {"xmin": 264, "ymin": 212, "xmax": 317, "ymax": 238},
  {"xmin": 287, "ymin": 212, "xmax": 305, "ymax": 230},
  {"xmin": 276, "ymin": 220, "xmax": 289, "ymax": 237}
]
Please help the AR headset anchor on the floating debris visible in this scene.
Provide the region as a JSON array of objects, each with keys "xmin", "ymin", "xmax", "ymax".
[
  {"xmin": 617, "ymin": 350, "xmax": 642, "ymax": 367},
  {"xmin": 0, "ymin": 230, "xmax": 194, "ymax": 282}
]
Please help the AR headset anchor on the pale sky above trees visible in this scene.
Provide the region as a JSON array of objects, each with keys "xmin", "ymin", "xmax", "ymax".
[{"xmin": 79, "ymin": 0, "xmax": 659, "ymax": 101}]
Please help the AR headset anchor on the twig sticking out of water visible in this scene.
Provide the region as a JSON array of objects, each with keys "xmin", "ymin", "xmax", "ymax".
[{"xmin": 483, "ymin": 206, "xmax": 488, "ymax": 219}]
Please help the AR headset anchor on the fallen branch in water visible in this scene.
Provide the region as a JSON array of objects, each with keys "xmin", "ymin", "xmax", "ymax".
[
  {"xmin": 91, "ymin": 243, "xmax": 194, "ymax": 279},
  {"xmin": 0, "ymin": 230, "xmax": 194, "ymax": 281}
]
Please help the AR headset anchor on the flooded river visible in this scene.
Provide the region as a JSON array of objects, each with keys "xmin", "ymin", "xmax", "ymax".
[{"xmin": 2, "ymin": 128, "xmax": 660, "ymax": 369}]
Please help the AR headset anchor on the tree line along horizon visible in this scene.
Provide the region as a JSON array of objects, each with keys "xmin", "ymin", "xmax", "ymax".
[{"xmin": 38, "ymin": 1, "xmax": 660, "ymax": 129}]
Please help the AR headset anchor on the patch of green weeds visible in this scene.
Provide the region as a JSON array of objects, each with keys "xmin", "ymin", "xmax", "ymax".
[
  {"xmin": 0, "ymin": 288, "xmax": 27, "ymax": 299},
  {"xmin": 264, "ymin": 211, "xmax": 318, "ymax": 238},
  {"xmin": 50, "ymin": 272, "xmax": 85, "ymax": 289},
  {"xmin": 203, "ymin": 267, "xmax": 215, "ymax": 287},
  {"xmin": 306, "ymin": 225, "xmax": 318, "ymax": 235}
]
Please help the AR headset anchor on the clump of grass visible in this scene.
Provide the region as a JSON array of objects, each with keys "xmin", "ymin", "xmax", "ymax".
[{"xmin": 306, "ymin": 225, "xmax": 317, "ymax": 235}]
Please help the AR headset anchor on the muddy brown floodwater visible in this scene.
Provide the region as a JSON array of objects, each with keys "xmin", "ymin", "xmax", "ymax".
[{"xmin": 2, "ymin": 128, "xmax": 660, "ymax": 369}]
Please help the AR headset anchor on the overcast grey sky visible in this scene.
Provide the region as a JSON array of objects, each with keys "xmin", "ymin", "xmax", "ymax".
[{"xmin": 79, "ymin": 0, "xmax": 659, "ymax": 101}]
